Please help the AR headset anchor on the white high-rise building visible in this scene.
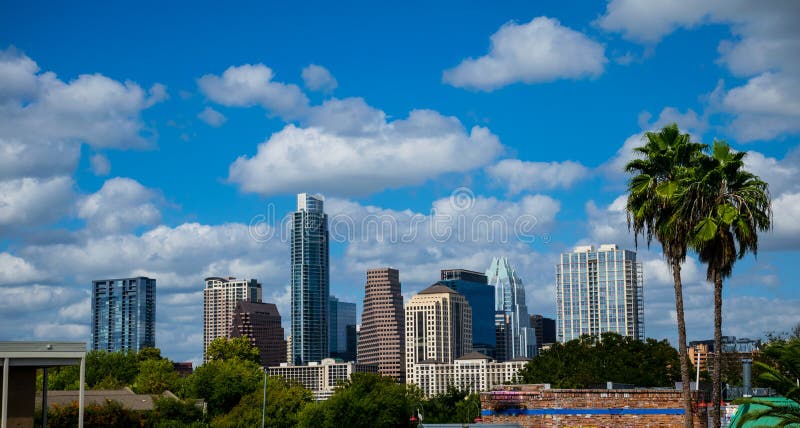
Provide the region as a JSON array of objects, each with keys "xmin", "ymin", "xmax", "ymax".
[
  {"xmin": 486, "ymin": 257, "xmax": 536, "ymax": 360},
  {"xmin": 556, "ymin": 244, "xmax": 644, "ymax": 342},
  {"xmin": 203, "ymin": 276, "xmax": 262, "ymax": 358},
  {"xmin": 413, "ymin": 352, "xmax": 528, "ymax": 396},
  {"xmin": 405, "ymin": 284, "xmax": 472, "ymax": 387}
]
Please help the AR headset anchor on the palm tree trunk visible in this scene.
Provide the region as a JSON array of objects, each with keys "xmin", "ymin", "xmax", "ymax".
[
  {"xmin": 711, "ymin": 271, "xmax": 723, "ymax": 428},
  {"xmin": 672, "ymin": 258, "xmax": 694, "ymax": 428}
]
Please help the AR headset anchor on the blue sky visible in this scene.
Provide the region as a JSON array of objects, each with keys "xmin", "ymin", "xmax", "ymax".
[{"xmin": 1, "ymin": 1, "xmax": 798, "ymax": 364}]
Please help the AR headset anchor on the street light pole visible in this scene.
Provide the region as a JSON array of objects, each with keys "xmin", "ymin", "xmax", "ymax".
[{"xmin": 261, "ymin": 368, "xmax": 267, "ymax": 428}]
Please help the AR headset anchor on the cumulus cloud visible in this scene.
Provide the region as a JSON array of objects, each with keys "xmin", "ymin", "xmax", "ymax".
[
  {"xmin": 228, "ymin": 106, "xmax": 502, "ymax": 196},
  {"xmin": 486, "ymin": 159, "xmax": 590, "ymax": 195},
  {"xmin": 597, "ymin": 1, "xmax": 800, "ymax": 141},
  {"xmin": 197, "ymin": 64, "xmax": 309, "ymax": 119},
  {"xmin": 90, "ymin": 153, "xmax": 111, "ymax": 176},
  {"xmin": 197, "ymin": 106, "xmax": 227, "ymax": 127},
  {"xmin": 0, "ymin": 252, "xmax": 46, "ymax": 284},
  {"xmin": 443, "ymin": 17, "xmax": 607, "ymax": 91},
  {"xmin": 77, "ymin": 177, "xmax": 161, "ymax": 234},
  {"xmin": 0, "ymin": 176, "xmax": 75, "ymax": 230},
  {"xmin": 302, "ymin": 64, "xmax": 338, "ymax": 93}
]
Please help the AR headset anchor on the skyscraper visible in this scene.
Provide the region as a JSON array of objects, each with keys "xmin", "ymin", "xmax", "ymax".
[
  {"xmin": 230, "ymin": 300, "xmax": 287, "ymax": 367},
  {"xmin": 291, "ymin": 193, "xmax": 330, "ymax": 365},
  {"xmin": 329, "ymin": 296, "xmax": 357, "ymax": 361},
  {"xmin": 405, "ymin": 284, "xmax": 472, "ymax": 385},
  {"xmin": 91, "ymin": 277, "xmax": 156, "ymax": 353},
  {"xmin": 357, "ymin": 267, "xmax": 405, "ymax": 382},
  {"xmin": 530, "ymin": 314, "xmax": 556, "ymax": 350},
  {"xmin": 439, "ymin": 268, "xmax": 496, "ymax": 357},
  {"xmin": 203, "ymin": 276, "xmax": 262, "ymax": 358},
  {"xmin": 556, "ymin": 244, "xmax": 644, "ymax": 342},
  {"xmin": 486, "ymin": 257, "xmax": 536, "ymax": 359}
]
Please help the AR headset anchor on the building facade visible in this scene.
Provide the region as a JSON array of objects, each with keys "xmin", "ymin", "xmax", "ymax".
[
  {"xmin": 329, "ymin": 296, "xmax": 357, "ymax": 361},
  {"xmin": 291, "ymin": 193, "xmax": 330, "ymax": 365},
  {"xmin": 91, "ymin": 277, "xmax": 156, "ymax": 353},
  {"xmin": 556, "ymin": 244, "xmax": 644, "ymax": 342},
  {"xmin": 268, "ymin": 358, "xmax": 378, "ymax": 400},
  {"xmin": 203, "ymin": 276, "xmax": 262, "ymax": 358},
  {"xmin": 230, "ymin": 300, "xmax": 287, "ymax": 367},
  {"xmin": 357, "ymin": 267, "xmax": 406, "ymax": 382},
  {"xmin": 405, "ymin": 284, "xmax": 472, "ymax": 387},
  {"xmin": 412, "ymin": 352, "xmax": 527, "ymax": 396},
  {"xmin": 530, "ymin": 314, "xmax": 556, "ymax": 350},
  {"xmin": 439, "ymin": 269, "xmax": 496, "ymax": 357},
  {"xmin": 486, "ymin": 257, "xmax": 536, "ymax": 360}
]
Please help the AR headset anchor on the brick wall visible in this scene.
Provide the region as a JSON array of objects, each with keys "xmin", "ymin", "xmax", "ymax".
[{"xmin": 480, "ymin": 384, "xmax": 708, "ymax": 428}]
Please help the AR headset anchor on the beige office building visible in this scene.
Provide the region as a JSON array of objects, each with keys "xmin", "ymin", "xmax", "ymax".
[
  {"xmin": 405, "ymin": 284, "xmax": 472, "ymax": 388},
  {"xmin": 357, "ymin": 267, "xmax": 406, "ymax": 382},
  {"xmin": 413, "ymin": 352, "xmax": 528, "ymax": 396},
  {"xmin": 203, "ymin": 277, "xmax": 262, "ymax": 358},
  {"xmin": 268, "ymin": 358, "xmax": 378, "ymax": 400}
]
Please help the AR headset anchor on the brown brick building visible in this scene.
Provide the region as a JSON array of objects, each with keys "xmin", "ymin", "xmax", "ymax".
[
  {"xmin": 357, "ymin": 267, "xmax": 405, "ymax": 382},
  {"xmin": 481, "ymin": 384, "xmax": 708, "ymax": 428},
  {"xmin": 230, "ymin": 301, "xmax": 287, "ymax": 367}
]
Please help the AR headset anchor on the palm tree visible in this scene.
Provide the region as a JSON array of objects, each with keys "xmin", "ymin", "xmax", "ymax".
[
  {"xmin": 625, "ymin": 123, "xmax": 706, "ymax": 427},
  {"xmin": 732, "ymin": 399, "xmax": 800, "ymax": 428},
  {"xmin": 681, "ymin": 141, "xmax": 772, "ymax": 428}
]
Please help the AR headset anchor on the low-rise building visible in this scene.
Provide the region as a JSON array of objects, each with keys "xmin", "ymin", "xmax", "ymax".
[
  {"xmin": 411, "ymin": 352, "xmax": 527, "ymax": 396},
  {"xmin": 268, "ymin": 358, "xmax": 378, "ymax": 400}
]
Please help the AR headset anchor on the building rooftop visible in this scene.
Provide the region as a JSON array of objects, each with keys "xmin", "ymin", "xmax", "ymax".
[
  {"xmin": 418, "ymin": 284, "xmax": 461, "ymax": 295},
  {"xmin": 38, "ymin": 389, "xmax": 160, "ymax": 411},
  {"xmin": 456, "ymin": 351, "xmax": 492, "ymax": 361},
  {"xmin": 236, "ymin": 300, "xmax": 280, "ymax": 316}
]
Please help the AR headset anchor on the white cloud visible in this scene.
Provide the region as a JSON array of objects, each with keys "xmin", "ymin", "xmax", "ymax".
[
  {"xmin": 228, "ymin": 107, "xmax": 502, "ymax": 196},
  {"xmin": 595, "ymin": 0, "xmax": 714, "ymax": 44},
  {"xmin": 0, "ymin": 176, "xmax": 74, "ymax": 230},
  {"xmin": 197, "ymin": 106, "xmax": 227, "ymax": 127},
  {"xmin": 90, "ymin": 153, "xmax": 111, "ymax": 176},
  {"xmin": 0, "ymin": 138, "xmax": 80, "ymax": 180},
  {"xmin": 443, "ymin": 17, "xmax": 607, "ymax": 91},
  {"xmin": 486, "ymin": 159, "xmax": 590, "ymax": 195},
  {"xmin": 721, "ymin": 73, "xmax": 800, "ymax": 141},
  {"xmin": 302, "ymin": 64, "xmax": 338, "ymax": 93},
  {"xmin": 767, "ymin": 192, "xmax": 800, "ymax": 251},
  {"xmin": 76, "ymin": 177, "xmax": 161, "ymax": 234},
  {"xmin": 197, "ymin": 64, "xmax": 309, "ymax": 119},
  {"xmin": 0, "ymin": 252, "xmax": 46, "ymax": 284},
  {"xmin": 743, "ymin": 149, "xmax": 799, "ymax": 196}
]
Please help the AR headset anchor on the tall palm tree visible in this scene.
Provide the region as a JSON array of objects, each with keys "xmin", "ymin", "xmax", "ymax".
[
  {"xmin": 625, "ymin": 123, "xmax": 706, "ymax": 428},
  {"xmin": 681, "ymin": 141, "xmax": 772, "ymax": 428}
]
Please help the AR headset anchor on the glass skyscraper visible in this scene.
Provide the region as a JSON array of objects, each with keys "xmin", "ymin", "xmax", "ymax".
[
  {"xmin": 91, "ymin": 277, "xmax": 156, "ymax": 353},
  {"xmin": 329, "ymin": 296, "xmax": 357, "ymax": 361},
  {"xmin": 556, "ymin": 244, "xmax": 644, "ymax": 342},
  {"xmin": 438, "ymin": 269, "xmax": 496, "ymax": 357},
  {"xmin": 291, "ymin": 193, "xmax": 330, "ymax": 365},
  {"xmin": 486, "ymin": 257, "xmax": 536, "ymax": 359}
]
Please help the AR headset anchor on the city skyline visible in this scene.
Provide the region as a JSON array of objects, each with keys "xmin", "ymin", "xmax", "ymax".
[{"xmin": 1, "ymin": 1, "xmax": 798, "ymax": 366}]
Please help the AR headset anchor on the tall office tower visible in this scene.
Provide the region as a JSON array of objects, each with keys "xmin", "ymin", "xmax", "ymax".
[
  {"xmin": 530, "ymin": 315, "xmax": 556, "ymax": 350},
  {"xmin": 439, "ymin": 269, "xmax": 496, "ymax": 357},
  {"xmin": 358, "ymin": 267, "xmax": 405, "ymax": 382},
  {"xmin": 494, "ymin": 312, "xmax": 510, "ymax": 363},
  {"xmin": 329, "ymin": 296, "xmax": 357, "ymax": 361},
  {"xmin": 91, "ymin": 277, "xmax": 156, "ymax": 353},
  {"xmin": 486, "ymin": 257, "xmax": 536, "ymax": 360},
  {"xmin": 203, "ymin": 277, "xmax": 262, "ymax": 358},
  {"xmin": 230, "ymin": 301, "xmax": 287, "ymax": 367},
  {"xmin": 556, "ymin": 244, "xmax": 644, "ymax": 342},
  {"xmin": 291, "ymin": 193, "xmax": 330, "ymax": 365},
  {"xmin": 405, "ymin": 284, "xmax": 472, "ymax": 384}
]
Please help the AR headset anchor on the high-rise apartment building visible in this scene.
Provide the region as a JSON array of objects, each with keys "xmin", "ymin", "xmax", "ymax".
[
  {"xmin": 203, "ymin": 276, "xmax": 262, "ymax": 358},
  {"xmin": 486, "ymin": 257, "xmax": 536, "ymax": 360},
  {"xmin": 412, "ymin": 352, "xmax": 528, "ymax": 396},
  {"xmin": 91, "ymin": 277, "xmax": 156, "ymax": 353},
  {"xmin": 268, "ymin": 358, "xmax": 379, "ymax": 401},
  {"xmin": 439, "ymin": 269, "xmax": 496, "ymax": 357},
  {"xmin": 291, "ymin": 193, "xmax": 330, "ymax": 365},
  {"xmin": 329, "ymin": 296, "xmax": 357, "ymax": 361},
  {"xmin": 357, "ymin": 267, "xmax": 405, "ymax": 382},
  {"xmin": 556, "ymin": 244, "xmax": 644, "ymax": 342},
  {"xmin": 530, "ymin": 314, "xmax": 556, "ymax": 350},
  {"xmin": 230, "ymin": 301, "xmax": 286, "ymax": 367},
  {"xmin": 405, "ymin": 284, "xmax": 472, "ymax": 387}
]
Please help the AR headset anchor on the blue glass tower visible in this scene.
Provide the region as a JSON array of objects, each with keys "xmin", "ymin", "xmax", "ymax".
[
  {"xmin": 439, "ymin": 269, "xmax": 496, "ymax": 357},
  {"xmin": 486, "ymin": 257, "xmax": 536, "ymax": 359},
  {"xmin": 329, "ymin": 296, "xmax": 357, "ymax": 361},
  {"xmin": 91, "ymin": 277, "xmax": 156, "ymax": 353},
  {"xmin": 291, "ymin": 193, "xmax": 330, "ymax": 365}
]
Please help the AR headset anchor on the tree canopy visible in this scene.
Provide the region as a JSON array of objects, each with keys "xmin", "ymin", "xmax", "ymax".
[{"xmin": 206, "ymin": 336, "xmax": 261, "ymax": 364}]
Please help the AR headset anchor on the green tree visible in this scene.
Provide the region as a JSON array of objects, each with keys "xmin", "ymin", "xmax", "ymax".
[
  {"xmin": 187, "ymin": 358, "xmax": 262, "ymax": 416},
  {"xmin": 518, "ymin": 333, "xmax": 681, "ymax": 388},
  {"xmin": 682, "ymin": 141, "xmax": 772, "ymax": 428},
  {"xmin": 144, "ymin": 396, "xmax": 205, "ymax": 426},
  {"xmin": 754, "ymin": 338, "xmax": 800, "ymax": 401},
  {"xmin": 205, "ymin": 337, "xmax": 261, "ymax": 364},
  {"xmin": 85, "ymin": 350, "xmax": 139, "ymax": 388},
  {"xmin": 732, "ymin": 399, "xmax": 800, "ymax": 428},
  {"xmin": 422, "ymin": 387, "xmax": 481, "ymax": 424},
  {"xmin": 211, "ymin": 376, "xmax": 313, "ymax": 428},
  {"xmin": 134, "ymin": 358, "xmax": 181, "ymax": 394},
  {"xmin": 137, "ymin": 347, "xmax": 164, "ymax": 363},
  {"xmin": 625, "ymin": 123, "xmax": 706, "ymax": 427}
]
